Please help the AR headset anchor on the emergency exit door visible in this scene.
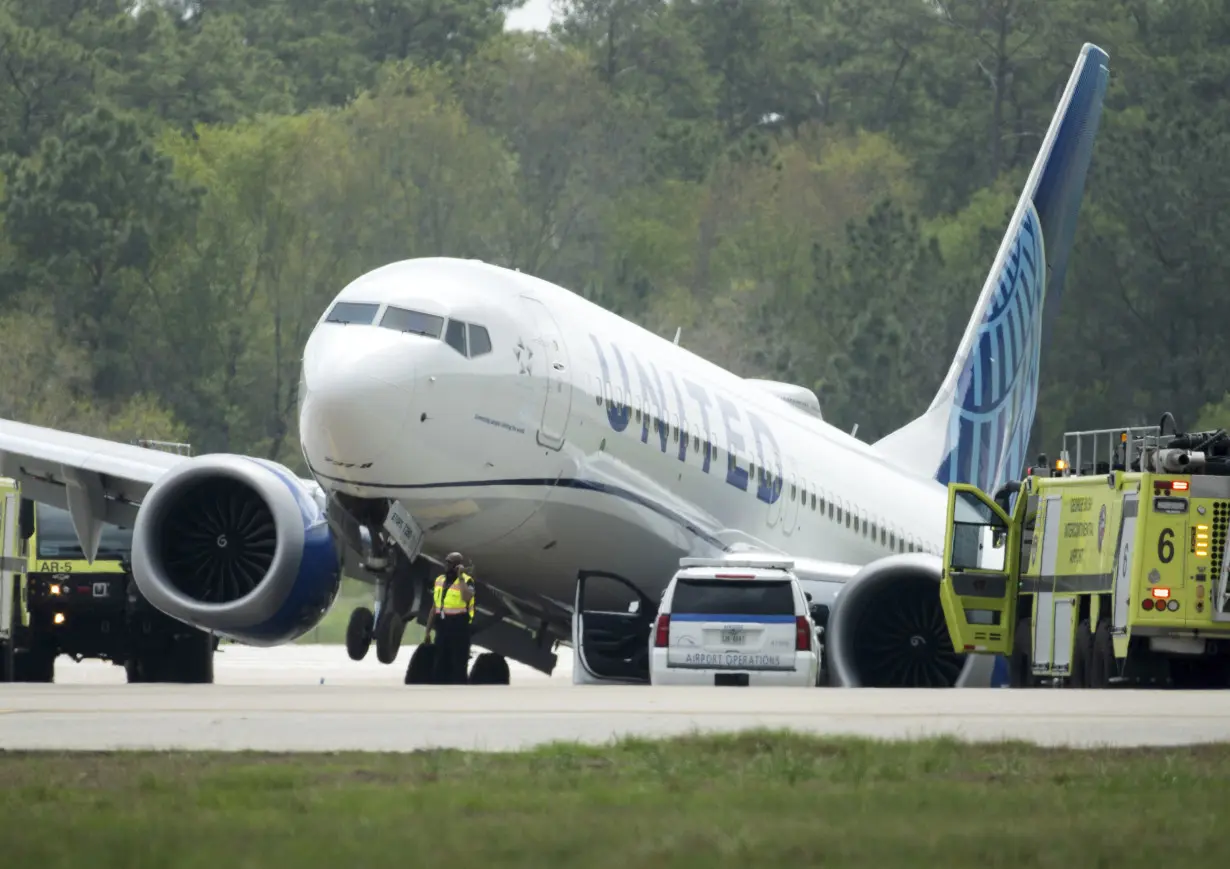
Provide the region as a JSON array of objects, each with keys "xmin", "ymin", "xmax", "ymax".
[{"xmin": 519, "ymin": 296, "xmax": 573, "ymax": 451}]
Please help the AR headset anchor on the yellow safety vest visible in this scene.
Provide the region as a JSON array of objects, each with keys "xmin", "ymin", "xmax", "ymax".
[{"xmin": 433, "ymin": 572, "xmax": 475, "ymax": 621}]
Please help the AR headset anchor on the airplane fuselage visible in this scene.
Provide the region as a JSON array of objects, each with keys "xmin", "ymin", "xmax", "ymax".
[{"xmin": 297, "ymin": 258, "xmax": 950, "ymax": 621}]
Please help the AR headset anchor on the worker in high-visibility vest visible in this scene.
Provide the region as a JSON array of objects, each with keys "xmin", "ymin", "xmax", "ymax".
[{"xmin": 424, "ymin": 551, "xmax": 475, "ymax": 684}]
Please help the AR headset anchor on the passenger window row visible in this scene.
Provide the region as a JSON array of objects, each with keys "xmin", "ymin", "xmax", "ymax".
[
  {"xmin": 591, "ymin": 376, "xmax": 940, "ymax": 556},
  {"xmin": 323, "ymin": 301, "xmax": 492, "ymax": 359}
]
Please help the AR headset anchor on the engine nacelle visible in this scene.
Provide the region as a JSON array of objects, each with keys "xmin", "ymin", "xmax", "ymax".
[
  {"xmin": 131, "ymin": 454, "xmax": 342, "ymax": 645},
  {"xmin": 825, "ymin": 553, "xmax": 996, "ymax": 688}
]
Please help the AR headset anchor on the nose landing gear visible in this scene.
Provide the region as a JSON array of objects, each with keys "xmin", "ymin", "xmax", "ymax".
[
  {"xmin": 345, "ymin": 606, "xmax": 374, "ymax": 661},
  {"xmin": 346, "ymin": 592, "xmax": 413, "ymax": 668},
  {"xmin": 345, "ymin": 554, "xmax": 421, "ymax": 663},
  {"xmin": 344, "ymin": 600, "xmax": 410, "ymax": 663}
]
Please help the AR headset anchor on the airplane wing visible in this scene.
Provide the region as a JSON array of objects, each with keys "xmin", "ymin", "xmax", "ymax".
[
  {"xmin": 0, "ymin": 418, "xmax": 185, "ymax": 527},
  {"xmin": 0, "ymin": 417, "xmax": 324, "ymax": 563}
]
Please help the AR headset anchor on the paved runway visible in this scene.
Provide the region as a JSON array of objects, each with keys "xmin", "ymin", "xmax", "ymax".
[
  {"xmin": 4, "ymin": 645, "xmax": 1230, "ymax": 752},
  {"xmin": 46, "ymin": 641, "xmax": 574, "ymax": 686}
]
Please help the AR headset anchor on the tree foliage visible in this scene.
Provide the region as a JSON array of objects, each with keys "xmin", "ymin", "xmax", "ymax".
[{"xmin": 0, "ymin": 0, "xmax": 1224, "ymax": 470}]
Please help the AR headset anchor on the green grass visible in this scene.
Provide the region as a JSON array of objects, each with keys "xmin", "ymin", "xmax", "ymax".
[
  {"xmin": 293, "ymin": 577, "xmax": 425, "ymax": 645},
  {"xmin": 2, "ymin": 733, "xmax": 1228, "ymax": 868}
]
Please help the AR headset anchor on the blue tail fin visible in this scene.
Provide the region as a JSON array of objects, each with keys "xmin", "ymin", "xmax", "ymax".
[{"xmin": 874, "ymin": 43, "xmax": 1110, "ymax": 494}]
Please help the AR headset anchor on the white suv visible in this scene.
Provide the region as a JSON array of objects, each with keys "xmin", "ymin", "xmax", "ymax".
[{"xmin": 648, "ymin": 558, "xmax": 819, "ymax": 687}]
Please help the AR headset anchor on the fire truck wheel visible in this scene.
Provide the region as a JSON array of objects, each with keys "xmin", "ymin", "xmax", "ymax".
[
  {"xmin": 1069, "ymin": 618, "xmax": 1093, "ymax": 688},
  {"xmin": 1008, "ymin": 617, "xmax": 1033, "ymax": 687},
  {"xmin": 1089, "ymin": 620, "xmax": 1113, "ymax": 688}
]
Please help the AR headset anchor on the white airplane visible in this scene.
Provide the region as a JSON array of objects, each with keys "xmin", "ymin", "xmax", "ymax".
[{"xmin": 0, "ymin": 43, "xmax": 1109, "ymax": 688}]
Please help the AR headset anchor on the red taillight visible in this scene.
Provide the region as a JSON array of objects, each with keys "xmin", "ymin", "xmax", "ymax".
[
  {"xmin": 655, "ymin": 614, "xmax": 670, "ymax": 647},
  {"xmin": 795, "ymin": 616, "xmax": 810, "ymax": 651},
  {"xmin": 1142, "ymin": 598, "xmax": 1154, "ymax": 610}
]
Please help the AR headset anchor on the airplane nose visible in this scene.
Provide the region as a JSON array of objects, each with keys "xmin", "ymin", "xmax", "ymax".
[{"xmin": 299, "ymin": 328, "xmax": 416, "ymax": 473}]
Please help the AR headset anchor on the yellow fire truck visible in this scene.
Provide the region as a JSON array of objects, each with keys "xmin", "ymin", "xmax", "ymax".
[
  {"xmin": 940, "ymin": 416, "xmax": 1230, "ymax": 689},
  {"xmin": 1, "ymin": 440, "xmax": 214, "ymax": 683},
  {"xmin": 0, "ymin": 479, "xmax": 28, "ymax": 681}
]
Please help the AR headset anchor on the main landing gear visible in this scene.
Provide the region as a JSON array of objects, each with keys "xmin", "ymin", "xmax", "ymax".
[
  {"xmin": 468, "ymin": 651, "xmax": 511, "ymax": 684},
  {"xmin": 346, "ymin": 604, "xmax": 407, "ymax": 664}
]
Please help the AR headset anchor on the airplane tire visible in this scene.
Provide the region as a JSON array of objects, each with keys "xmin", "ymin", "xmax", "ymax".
[
  {"xmin": 374, "ymin": 609, "xmax": 404, "ymax": 665},
  {"xmin": 469, "ymin": 652, "xmax": 510, "ymax": 685},
  {"xmin": 346, "ymin": 607, "xmax": 374, "ymax": 661},
  {"xmin": 1069, "ymin": 619, "xmax": 1093, "ymax": 688},
  {"xmin": 405, "ymin": 643, "xmax": 435, "ymax": 684}
]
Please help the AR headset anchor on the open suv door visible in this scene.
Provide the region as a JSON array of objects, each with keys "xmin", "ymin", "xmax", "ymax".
[{"xmin": 572, "ymin": 570, "xmax": 655, "ymax": 684}]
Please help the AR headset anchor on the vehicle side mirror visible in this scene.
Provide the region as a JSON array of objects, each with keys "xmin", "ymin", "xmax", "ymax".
[
  {"xmin": 809, "ymin": 603, "xmax": 829, "ymax": 627},
  {"xmin": 18, "ymin": 498, "xmax": 34, "ymax": 541},
  {"xmin": 805, "ymin": 591, "xmax": 813, "ymax": 602}
]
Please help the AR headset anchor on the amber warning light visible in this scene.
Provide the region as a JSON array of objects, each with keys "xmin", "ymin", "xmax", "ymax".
[{"xmin": 1154, "ymin": 479, "xmax": 1189, "ymax": 492}]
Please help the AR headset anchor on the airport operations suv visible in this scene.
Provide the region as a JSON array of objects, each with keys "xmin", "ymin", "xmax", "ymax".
[{"xmin": 649, "ymin": 558, "xmax": 820, "ymax": 687}]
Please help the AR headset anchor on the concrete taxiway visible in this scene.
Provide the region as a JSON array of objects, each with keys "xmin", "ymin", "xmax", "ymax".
[
  {"xmin": 47, "ymin": 641, "xmax": 574, "ymax": 686},
  {"xmin": 4, "ymin": 645, "xmax": 1230, "ymax": 752}
]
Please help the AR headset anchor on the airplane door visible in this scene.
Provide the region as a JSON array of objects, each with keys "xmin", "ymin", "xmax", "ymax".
[
  {"xmin": 572, "ymin": 570, "xmax": 654, "ymax": 683},
  {"xmin": 519, "ymin": 295, "xmax": 573, "ymax": 451}
]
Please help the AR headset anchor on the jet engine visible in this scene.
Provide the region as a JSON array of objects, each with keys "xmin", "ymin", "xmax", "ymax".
[
  {"xmin": 130, "ymin": 454, "xmax": 342, "ymax": 645},
  {"xmin": 824, "ymin": 553, "xmax": 996, "ymax": 688}
]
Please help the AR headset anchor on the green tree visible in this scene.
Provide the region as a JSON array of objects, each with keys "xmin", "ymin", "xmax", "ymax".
[{"xmin": 1, "ymin": 106, "xmax": 201, "ymax": 393}]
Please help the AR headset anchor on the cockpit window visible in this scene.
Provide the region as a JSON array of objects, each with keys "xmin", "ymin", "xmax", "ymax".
[
  {"xmin": 380, "ymin": 306, "xmax": 445, "ymax": 338},
  {"xmin": 374, "ymin": 309, "xmax": 492, "ymax": 359},
  {"xmin": 468, "ymin": 324, "xmax": 492, "ymax": 357},
  {"xmin": 325, "ymin": 302, "xmax": 379, "ymax": 325},
  {"xmin": 444, "ymin": 319, "xmax": 467, "ymax": 356}
]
